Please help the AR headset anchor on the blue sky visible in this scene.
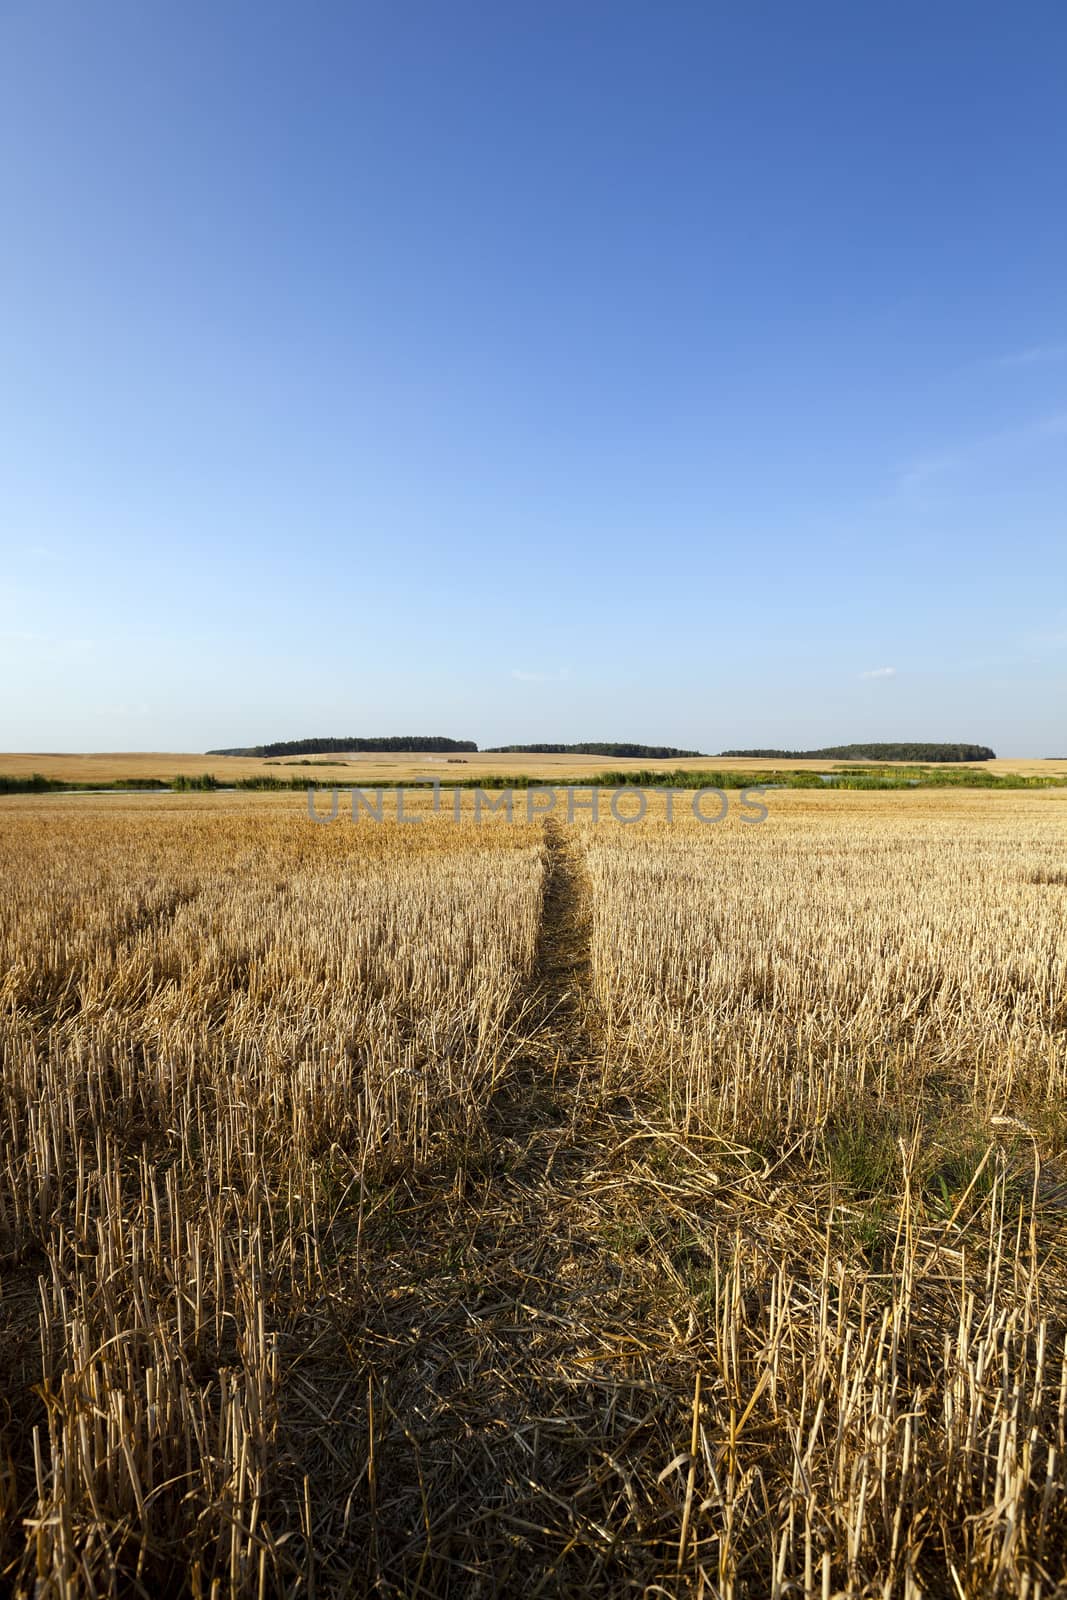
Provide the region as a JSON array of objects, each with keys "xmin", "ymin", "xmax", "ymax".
[{"xmin": 1, "ymin": 2, "xmax": 1065, "ymax": 756}]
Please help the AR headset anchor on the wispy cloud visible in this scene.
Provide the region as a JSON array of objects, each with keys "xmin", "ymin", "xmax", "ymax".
[
  {"xmin": 0, "ymin": 629, "xmax": 94, "ymax": 649},
  {"xmin": 897, "ymin": 452, "xmax": 962, "ymax": 493},
  {"xmin": 861, "ymin": 666, "xmax": 897, "ymax": 679},
  {"xmin": 896, "ymin": 411, "xmax": 1067, "ymax": 494},
  {"xmin": 511, "ymin": 666, "xmax": 571, "ymax": 683},
  {"xmin": 998, "ymin": 342, "xmax": 1067, "ymax": 367}
]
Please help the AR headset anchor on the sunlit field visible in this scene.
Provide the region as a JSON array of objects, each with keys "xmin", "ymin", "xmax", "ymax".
[
  {"xmin": 2, "ymin": 749, "xmax": 1066, "ymax": 786},
  {"xmin": 2, "ymin": 787, "xmax": 1067, "ymax": 1595}
]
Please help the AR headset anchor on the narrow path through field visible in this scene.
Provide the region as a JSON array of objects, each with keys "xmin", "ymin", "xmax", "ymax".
[
  {"xmin": 531, "ymin": 816, "xmax": 593, "ymax": 1043},
  {"xmin": 482, "ymin": 815, "xmax": 600, "ymax": 1172},
  {"xmin": 285, "ymin": 817, "xmax": 692, "ymax": 1597}
]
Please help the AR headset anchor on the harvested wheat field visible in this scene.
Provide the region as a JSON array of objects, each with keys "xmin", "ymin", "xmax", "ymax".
[{"xmin": 2, "ymin": 786, "xmax": 1067, "ymax": 1597}]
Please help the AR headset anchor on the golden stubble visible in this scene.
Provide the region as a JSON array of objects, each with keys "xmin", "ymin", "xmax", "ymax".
[{"xmin": 1, "ymin": 787, "xmax": 1066, "ymax": 1595}]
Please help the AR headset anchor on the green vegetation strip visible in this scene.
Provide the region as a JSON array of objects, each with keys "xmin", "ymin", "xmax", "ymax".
[{"xmin": 3, "ymin": 765, "xmax": 1065, "ymax": 795}]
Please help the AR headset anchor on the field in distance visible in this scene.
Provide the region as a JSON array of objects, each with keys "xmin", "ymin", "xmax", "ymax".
[{"xmin": 2, "ymin": 748, "xmax": 1066, "ymax": 785}]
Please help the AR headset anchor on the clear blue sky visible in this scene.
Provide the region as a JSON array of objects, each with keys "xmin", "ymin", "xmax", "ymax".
[{"xmin": 2, "ymin": 2, "xmax": 1065, "ymax": 755}]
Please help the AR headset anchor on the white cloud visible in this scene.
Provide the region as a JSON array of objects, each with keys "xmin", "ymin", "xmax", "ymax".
[
  {"xmin": 861, "ymin": 666, "xmax": 897, "ymax": 679},
  {"xmin": 0, "ymin": 629, "xmax": 94, "ymax": 653},
  {"xmin": 511, "ymin": 667, "xmax": 570, "ymax": 683},
  {"xmin": 896, "ymin": 411, "xmax": 1067, "ymax": 494},
  {"xmin": 998, "ymin": 342, "xmax": 1067, "ymax": 367},
  {"xmin": 897, "ymin": 451, "xmax": 962, "ymax": 493}
]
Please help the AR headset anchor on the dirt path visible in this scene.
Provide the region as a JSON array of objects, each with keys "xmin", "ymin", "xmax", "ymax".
[
  {"xmin": 481, "ymin": 816, "xmax": 602, "ymax": 1174},
  {"xmin": 283, "ymin": 818, "xmax": 686, "ymax": 1596},
  {"xmin": 530, "ymin": 816, "xmax": 595, "ymax": 1048}
]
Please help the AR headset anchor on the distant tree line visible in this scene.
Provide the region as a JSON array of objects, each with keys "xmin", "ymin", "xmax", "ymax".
[
  {"xmin": 206, "ymin": 736, "xmax": 479, "ymax": 756},
  {"xmin": 485, "ymin": 743, "xmax": 705, "ymax": 758},
  {"xmin": 717, "ymin": 743, "xmax": 996, "ymax": 762},
  {"xmin": 202, "ymin": 737, "xmax": 998, "ymax": 763}
]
